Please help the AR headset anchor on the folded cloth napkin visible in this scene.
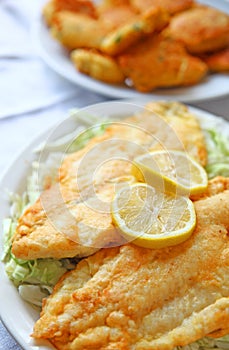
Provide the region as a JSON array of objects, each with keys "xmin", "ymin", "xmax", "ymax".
[{"xmin": 0, "ymin": 0, "xmax": 104, "ymax": 119}]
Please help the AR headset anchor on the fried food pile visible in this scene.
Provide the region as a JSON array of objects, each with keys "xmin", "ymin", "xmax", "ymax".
[
  {"xmin": 42, "ymin": 0, "xmax": 229, "ymax": 92},
  {"xmin": 10, "ymin": 101, "xmax": 229, "ymax": 349}
]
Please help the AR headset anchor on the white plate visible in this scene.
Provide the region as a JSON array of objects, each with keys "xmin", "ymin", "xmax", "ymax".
[
  {"xmin": 34, "ymin": 0, "xmax": 229, "ymax": 102},
  {"xmin": 0, "ymin": 101, "xmax": 229, "ymax": 350}
]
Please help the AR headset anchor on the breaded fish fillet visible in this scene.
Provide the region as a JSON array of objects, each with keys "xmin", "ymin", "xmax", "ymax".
[
  {"xmin": 71, "ymin": 49, "xmax": 125, "ymax": 83},
  {"xmin": 118, "ymin": 35, "xmax": 208, "ymax": 92},
  {"xmin": 167, "ymin": 5, "xmax": 229, "ymax": 54},
  {"xmin": 32, "ymin": 185, "xmax": 229, "ymax": 350},
  {"xmin": 12, "ymin": 102, "xmax": 207, "ymax": 260}
]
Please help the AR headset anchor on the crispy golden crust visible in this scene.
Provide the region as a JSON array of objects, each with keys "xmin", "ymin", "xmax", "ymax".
[
  {"xmin": 71, "ymin": 49, "xmax": 125, "ymax": 83},
  {"xmin": 12, "ymin": 102, "xmax": 207, "ymax": 260},
  {"xmin": 131, "ymin": 0, "xmax": 194, "ymax": 15},
  {"xmin": 203, "ymin": 46, "xmax": 229, "ymax": 72},
  {"xmin": 97, "ymin": 4, "xmax": 138, "ymax": 26},
  {"xmin": 33, "ymin": 187, "xmax": 229, "ymax": 349},
  {"xmin": 51, "ymin": 11, "xmax": 110, "ymax": 50},
  {"xmin": 42, "ymin": 0, "xmax": 97, "ymax": 28},
  {"xmin": 168, "ymin": 5, "xmax": 229, "ymax": 54},
  {"xmin": 54, "ymin": 0, "xmax": 97, "ymax": 17},
  {"xmin": 144, "ymin": 101, "xmax": 207, "ymax": 165},
  {"xmin": 100, "ymin": 7, "xmax": 169, "ymax": 56},
  {"xmin": 118, "ymin": 35, "xmax": 208, "ymax": 92},
  {"xmin": 191, "ymin": 176, "xmax": 229, "ymax": 201},
  {"xmin": 99, "ymin": 0, "xmax": 131, "ymax": 9}
]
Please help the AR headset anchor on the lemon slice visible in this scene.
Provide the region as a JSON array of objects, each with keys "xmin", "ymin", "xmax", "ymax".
[
  {"xmin": 132, "ymin": 150, "xmax": 208, "ymax": 196},
  {"xmin": 111, "ymin": 183, "xmax": 196, "ymax": 249}
]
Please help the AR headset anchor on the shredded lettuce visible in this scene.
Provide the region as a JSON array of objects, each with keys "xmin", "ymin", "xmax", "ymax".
[
  {"xmin": 205, "ymin": 129, "xmax": 229, "ymax": 179},
  {"xmin": 2, "ymin": 117, "xmax": 106, "ymax": 306},
  {"xmin": 2, "ymin": 190, "xmax": 72, "ymax": 306}
]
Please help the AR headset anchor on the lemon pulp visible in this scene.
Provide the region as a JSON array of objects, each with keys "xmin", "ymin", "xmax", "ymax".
[{"xmin": 111, "ymin": 183, "xmax": 196, "ymax": 249}]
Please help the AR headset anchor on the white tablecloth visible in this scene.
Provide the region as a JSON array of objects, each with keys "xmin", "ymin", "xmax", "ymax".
[{"xmin": 0, "ymin": 1, "xmax": 229, "ymax": 349}]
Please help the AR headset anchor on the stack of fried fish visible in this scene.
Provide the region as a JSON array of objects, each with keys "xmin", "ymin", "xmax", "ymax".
[{"xmin": 42, "ymin": 0, "xmax": 229, "ymax": 91}]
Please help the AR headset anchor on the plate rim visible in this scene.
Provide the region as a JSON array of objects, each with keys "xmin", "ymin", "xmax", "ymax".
[{"xmin": 0, "ymin": 100, "xmax": 228, "ymax": 350}]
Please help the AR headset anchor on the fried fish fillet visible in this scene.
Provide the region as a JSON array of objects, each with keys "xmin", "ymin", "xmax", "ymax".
[
  {"xmin": 51, "ymin": 11, "xmax": 111, "ymax": 50},
  {"xmin": 100, "ymin": 7, "xmax": 169, "ymax": 56},
  {"xmin": 71, "ymin": 49, "xmax": 125, "ymax": 83},
  {"xmin": 167, "ymin": 5, "xmax": 229, "ymax": 54},
  {"xmin": 12, "ymin": 102, "xmax": 207, "ymax": 260},
  {"xmin": 42, "ymin": 0, "xmax": 97, "ymax": 28},
  {"xmin": 118, "ymin": 34, "xmax": 208, "ymax": 92},
  {"xmin": 32, "ymin": 185, "xmax": 229, "ymax": 350}
]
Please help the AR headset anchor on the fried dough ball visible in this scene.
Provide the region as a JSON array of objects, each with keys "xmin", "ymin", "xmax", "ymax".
[
  {"xmin": 100, "ymin": 7, "xmax": 169, "ymax": 55},
  {"xmin": 130, "ymin": 0, "xmax": 194, "ymax": 15},
  {"xmin": 168, "ymin": 6, "xmax": 229, "ymax": 54},
  {"xmin": 118, "ymin": 35, "xmax": 208, "ymax": 92},
  {"xmin": 202, "ymin": 47, "xmax": 229, "ymax": 72},
  {"xmin": 71, "ymin": 49, "xmax": 125, "ymax": 83}
]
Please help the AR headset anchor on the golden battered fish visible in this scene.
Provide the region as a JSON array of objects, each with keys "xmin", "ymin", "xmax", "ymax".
[
  {"xmin": 71, "ymin": 49, "xmax": 125, "ymax": 83},
  {"xmin": 118, "ymin": 34, "xmax": 208, "ymax": 92},
  {"xmin": 12, "ymin": 102, "xmax": 207, "ymax": 260},
  {"xmin": 100, "ymin": 7, "xmax": 169, "ymax": 56},
  {"xmin": 167, "ymin": 5, "xmax": 229, "ymax": 54},
  {"xmin": 42, "ymin": 0, "xmax": 97, "ymax": 28},
  {"xmin": 51, "ymin": 11, "xmax": 110, "ymax": 50},
  {"xmin": 32, "ymin": 185, "xmax": 229, "ymax": 350}
]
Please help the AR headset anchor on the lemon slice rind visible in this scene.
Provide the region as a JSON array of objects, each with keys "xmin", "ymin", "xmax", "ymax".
[{"xmin": 132, "ymin": 150, "xmax": 208, "ymax": 196}]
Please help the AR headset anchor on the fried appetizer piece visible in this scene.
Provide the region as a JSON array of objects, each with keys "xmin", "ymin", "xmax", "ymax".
[
  {"xmin": 100, "ymin": 7, "xmax": 169, "ymax": 56},
  {"xmin": 168, "ymin": 6, "xmax": 229, "ymax": 54},
  {"xmin": 42, "ymin": 0, "xmax": 96, "ymax": 27},
  {"xmin": 51, "ymin": 11, "xmax": 110, "ymax": 50},
  {"xmin": 33, "ymin": 187, "xmax": 229, "ymax": 350},
  {"xmin": 50, "ymin": 5, "xmax": 139, "ymax": 50},
  {"xmin": 203, "ymin": 47, "xmax": 229, "ymax": 72},
  {"xmin": 131, "ymin": 0, "xmax": 194, "ymax": 15},
  {"xmin": 12, "ymin": 102, "xmax": 207, "ymax": 260},
  {"xmin": 118, "ymin": 35, "xmax": 208, "ymax": 92},
  {"xmin": 71, "ymin": 49, "xmax": 125, "ymax": 83}
]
